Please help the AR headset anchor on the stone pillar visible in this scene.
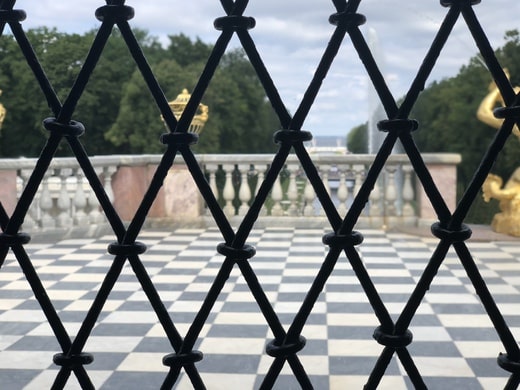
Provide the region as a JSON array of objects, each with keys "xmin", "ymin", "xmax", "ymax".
[
  {"xmin": 162, "ymin": 164, "xmax": 202, "ymax": 223},
  {"xmin": 0, "ymin": 170, "xmax": 17, "ymax": 217},
  {"xmin": 111, "ymin": 165, "xmax": 150, "ymax": 221},
  {"xmin": 111, "ymin": 162, "xmax": 201, "ymax": 224},
  {"xmin": 417, "ymin": 154, "xmax": 461, "ymax": 226}
]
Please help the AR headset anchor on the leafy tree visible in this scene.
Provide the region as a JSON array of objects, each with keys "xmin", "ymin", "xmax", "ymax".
[
  {"xmin": 203, "ymin": 49, "xmax": 278, "ymax": 153},
  {"xmin": 344, "ymin": 30, "xmax": 520, "ymax": 223},
  {"xmin": 0, "ymin": 34, "xmax": 40, "ymax": 156},
  {"xmin": 411, "ymin": 29, "xmax": 520, "ymax": 223},
  {"xmin": 0, "ymin": 28, "xmax": 278, "ymax": 157},
  {"xmin": 105, "ymin": 58, "xmax": 202, "ymax": 153},
  {"xmin": 347, "ymin": 122, "xmax": 368, "ymax": 153},
  {"xmin": 167, "ymin": 34, "xmax": 213, "ymax": 67},
  {"xmin": 0, "ymin": 27, "xmax": 161, "ymax": 156},
  {"xmin": 74, "ymin": 28, "xmax": 152, "ymax": 155},
  {"xmin": 107, "ymin": 39, "xmax": 278, "ymax": 154},
  {"xmin": 0, "ymin": 27, "xmax": 81, "ymax": 157}
]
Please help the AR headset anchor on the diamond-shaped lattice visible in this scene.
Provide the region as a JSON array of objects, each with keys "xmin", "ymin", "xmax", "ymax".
[{"xmin": 0, "ymin": 0, "xmax": 519, "ymax": 389}]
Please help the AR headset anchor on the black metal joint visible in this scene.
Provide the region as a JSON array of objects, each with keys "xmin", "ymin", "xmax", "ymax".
[
  {"xmin": 322, "ymin": 231, "xmax": 364, "ymax": 249},
  {"xmin": 0, "ymin": 232, "xmax": 31, "ymax": 246},
  {"xmin": 498, "ymin": 353, "xmax": 520, "ymax": 374},
  {"xmin": 0, "ymin": 10, "xmax": 27, "ymax": 23},
  {"xmin": 329, "ymin": 12, "xmax": 366, "ymax": 29},
  {"xmin": 377, "ymin": 119, "xmax": 419, "ymax": 135},
  {"xmin": 163, "ymin": 350, "xmax": 204, "ymax": 367},
  {"xmin": 95, "ymin": 4, "xmax": 135, "ymax": 22},
  {"xmin": 440, "ymin": 0, "xmax": 481, "ymax": 7},
  {"xmin": 273, "ymin": 130, "xmax": 313, "ymax": 145},
  {"xmin": 107, "ymin": 241, "xmax": 147, "ymax": 256},
  {"xmin": 160, "ymin": 132, "xmax": 199, "ymax": 147},
  {"xmin": 373, "ymin": 326, "xmax": 413, "ymax": 349},
  {"xmin": 217, "ymin": 243, "xmax": 256, "ymax": 261},
  {"xmin": 43, "ymin": 117, "xmax": 85, "ymax": 138},
  {"xmin": 431, "ymin": 222, "xmax": 472, "ymax": 243},
  {"xmin": 214, "ymin": 15, "xmax": 256, "ymax": 31},
  {"xmin": 493, "ymin": 105, "xmax": 520, "ymax": 120},
  {"xmin": 53, "ymin": 352, "xmax": 94, "ymax": 368},
  {"xmin": 266, "ymin": 336, "xmax": 306, "ymax": 358}
]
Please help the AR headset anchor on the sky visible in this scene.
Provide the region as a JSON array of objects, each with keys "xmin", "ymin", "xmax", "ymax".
[{"xmin": 13, "ymin": 0, "xmax": 520, "ymax": 138}]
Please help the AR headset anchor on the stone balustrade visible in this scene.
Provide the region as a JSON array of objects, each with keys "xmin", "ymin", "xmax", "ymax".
[
  {"xmin": 0, "ymin": 153, "xmax": 461, "ymax": 232},
  {"xmin": 200, "ymin": 153, "xmax": 461, "ymax": 228},
  {"xmin": 0, "ymin": 156, "xmax": 119, "ymax": 232}
]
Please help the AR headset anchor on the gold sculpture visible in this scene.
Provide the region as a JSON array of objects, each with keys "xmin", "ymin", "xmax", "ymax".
[
  {"xmin": 0, "ymin": 89, "xmax": 6, "ymax": 129},
  {"xmin": 477, "ymin": 70, "xmax": 520, "ymax": 136},
  {"xmin": 164, "ymin": 88, "xmax": 208, "ymax": 134},
  {"xmin": 482, "ymin": 170, "xmax": 520, "ymax": 236},
  {"xmin": 479, "ymin": 70, "xmax": 520, "ymax": 236}
]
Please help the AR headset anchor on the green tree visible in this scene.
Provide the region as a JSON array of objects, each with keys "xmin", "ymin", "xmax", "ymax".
[
  {"xmin": 411, "ymin": 29, "xmax": 520, "ymax": 223},
  {"xmin": 105, "ymin": 58, "xmax": 203, "ymax": 153},
  {"xmin": 167, "ymin": 34, "xmax": 213, "ymax": 67},
  {"xmin": 0, "ymin": 27, "xmax": 161, "ymax": 156},
  {"xmin": 73, "ymin": 28, "xmax": 154, "ymax": 155},
  {"xmin": 0, "ymin": 28, "xmax": 277, "ymax": 156},
  {"xmin": 347, "ymin": 122, "xmax": 368, "ymax": 153},
  {"xmin": 0, "ymin": 27, "xmax": 83, "ymax": 157},
  {"xmin": 204, "ymin": 49, "xmax": 278, "ymax": 153},
  {"xmin": 107, "ymin": 39, "xmax": 278, "ymax": 154}
]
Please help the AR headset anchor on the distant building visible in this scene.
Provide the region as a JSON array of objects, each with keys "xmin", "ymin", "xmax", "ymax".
[{"xmin": 305, "ymin": 135, "xmax": 348, "ymax": 155}]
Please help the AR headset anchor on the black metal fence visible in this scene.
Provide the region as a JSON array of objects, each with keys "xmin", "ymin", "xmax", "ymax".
[{"xmin": 0, "ymin": 1, "xmax": 519, "ymax": 389}]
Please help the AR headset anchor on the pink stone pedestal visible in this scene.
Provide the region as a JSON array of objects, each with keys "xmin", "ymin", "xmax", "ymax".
[
  {"xmin": 112, "ymin": 163, "xmax": 201, "ymax": 224},
  {"xmin": 0, "ymin": 170, "xmax": 18, "ymax": 217},
  {"xmin": 417, "ymin": 154, "xmax": 461, "ymax": 226}
]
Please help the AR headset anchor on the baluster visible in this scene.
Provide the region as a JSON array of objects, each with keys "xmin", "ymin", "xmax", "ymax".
[
  {"xmin": 270, "ymin": 173, "xmax": 284, "ymax": 216},
  {"xmin": 86, "ymin": 167, "xmax": 104, "ymax": 224},
  {"xmin": 206, "ymin": 163, "xmax": 219, "ymax": 216},
  {"xmin": 384, "ymin": 165, "xmax": 398, "ymax": 217},
  {"xmin": 103, "ymin": 165, "xmax": 117, "ymax": 204},
  {"xmin": 321, "ymin": 164, "xmax": 331, "ymax": 195},
  {"xmin": 337, "ymin": 165, "xmax": 349, "ymax": 216},
  {"xmin": 256, "ymin": 165, "xmax": 268, "ymax": 216},
  {"xmin": 19, "ymin": 169, "xmax": 38, "ymax": 229},
  {"xmin": 369, "ymin": 178, "xmax": 382, "ymax": 217},
  {"xmin": 56, "ymin": 168, "xmax": 73, "ymax": 228},
  {"xmin": 222, "ymin": 164, "xmax": 235, "ymax": 217},
  {"xmin": 319, "ymin": 164, "xmax": 331, "ymax": 216},
  {"xmin": 402, "ymin": 164, "xmax": 415, "ymax": 217},
  {"xmin": 39, "ymin": 170, "xmax": 55, "ymax": 229},
  {"xmin": 238, "ymin": 164, "xmax": 251, "ymax": 216},
  {"xmin": 303, "ymin": 176, "xmax": 316, "ymax": 217},
  {"xmin": 73, "ymin": 168, "xmax": 88, "ymax": 226},
  {"xmin": 286, "ymin": 164, "xmax": 299, "ymax": 216},
  {"xmin": 352, "ymin": 164, "xmax": 364, "ymax": 198}
]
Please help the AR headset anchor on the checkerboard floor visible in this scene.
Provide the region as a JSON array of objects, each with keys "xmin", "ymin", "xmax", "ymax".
[{"xmin": 0, "ymin": 227, "xmax": 519, "ymax": 389}]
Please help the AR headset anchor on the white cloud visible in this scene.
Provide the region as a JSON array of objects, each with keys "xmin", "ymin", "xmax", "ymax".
[
  {"xmin": 12, "ymin": 0, "xmax": 520, "ymax": 136},
  {"xmin": 253, "ymin": 17, "xmax": 331, "ymax": 47}
]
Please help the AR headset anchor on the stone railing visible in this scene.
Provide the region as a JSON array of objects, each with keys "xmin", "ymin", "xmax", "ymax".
[
  {"xmin": 198, "ymin": 154, "xmax": 461, "ymax": 228},
  {"xmin": 0, "ymin": 156, "xmax": 119, "ymax": 233},
  {"xmin": 0, "ymin": 153, "xmax": 461, "ymax": 232}
]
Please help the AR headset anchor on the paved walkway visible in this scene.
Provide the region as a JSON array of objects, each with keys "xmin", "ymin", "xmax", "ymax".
[{"xmin": 0, "ymin": 226, "xmax": 519, "ymax": 389}]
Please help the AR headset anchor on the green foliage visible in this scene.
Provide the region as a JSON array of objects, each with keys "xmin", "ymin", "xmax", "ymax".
[
  {"xmin": 344, "ymin": 29, "xmax": 520, "ymax": 223},
  {"xmin": 347, "ymin": 122, "xmax": 368, "ymax": 153},
  {"xmin": 0, "ymin": 27, "xmax": 278, "ymax": 156},
  {"xmin": 167, "ymin": 34, "xmax": 213, "ymax": 67},
  {"xmin": 411, "ymin": 29, "xmax": 520, "ymax": 223},
  {"xmin": 0, "ymin": 27, "xmax": 64, "ymax": 156},
  {"xmin": 105, "ymin": 44, "xmax": 278, "ymax": 154}
]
